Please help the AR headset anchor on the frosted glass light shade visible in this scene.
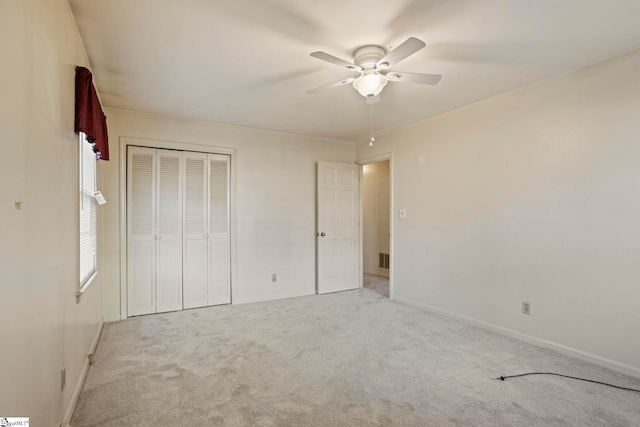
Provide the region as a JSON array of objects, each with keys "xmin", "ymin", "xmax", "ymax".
[{"xmin": 352, "ymin": 72, "xmax": 388, "ymax": 97}]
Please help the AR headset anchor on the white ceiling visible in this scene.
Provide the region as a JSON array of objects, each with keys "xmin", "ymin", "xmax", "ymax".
[{"xmin": 68, "ymin": 0, "xmax": 640, "ymax": 143}]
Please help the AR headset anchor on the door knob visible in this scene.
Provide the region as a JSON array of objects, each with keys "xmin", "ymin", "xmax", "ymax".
[{"xmin": 320, "ymin": 232, "xmax": 326, "ymax": 237}]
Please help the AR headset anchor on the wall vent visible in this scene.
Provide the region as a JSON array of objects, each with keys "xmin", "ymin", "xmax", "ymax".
[{"xmin": 378, "ymin": 253, "xmax": 389, "ymax": 269}]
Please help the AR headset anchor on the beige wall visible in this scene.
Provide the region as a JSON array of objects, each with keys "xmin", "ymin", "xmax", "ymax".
[
  {"xmin": 4, "ymin": 4, "xmax": 638, "ymax": 424},
  {"xmin": 101, "ymin": 108, "xmax": 356, "ymax": 320},
  {"xmin": 0, "ymin": 0, "xmax": 104, "ymax": 424},
  {"xmin": 363, "ymin": 161, "xmax": 390, "ymax": 277},
  {"xmin": 356, "ymin": 49, "xmax": 640, "ymax": 376}
]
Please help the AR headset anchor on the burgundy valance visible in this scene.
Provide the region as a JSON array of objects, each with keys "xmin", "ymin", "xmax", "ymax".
[{"xmin": 75, "ymin": 66, "xmax": 109, "ymax": 160}]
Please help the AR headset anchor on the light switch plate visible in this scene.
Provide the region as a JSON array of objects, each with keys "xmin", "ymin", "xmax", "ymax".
[{"xmin": 400, "ymin": 209, "xmax": 406, "ymax": 219}]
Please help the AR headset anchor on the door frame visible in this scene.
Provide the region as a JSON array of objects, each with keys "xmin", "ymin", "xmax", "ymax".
[
  {"xmin": 357, "ymin": 153, "xmax": 394, "ymax": 299},
  {"xmin": 119, "ymin": 136, "xmax": 237, "ymax": 320}
]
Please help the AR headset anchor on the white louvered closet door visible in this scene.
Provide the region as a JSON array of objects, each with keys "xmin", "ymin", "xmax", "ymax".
[
  {"xmin": 127, "ymin": 147, "xmax": 156, "ymax": 316},
  {"xmin": 183, "ymin": 152, "xmax": 209, "ymax": 309},
  {"xmin": 208, "ymin": 154, "xmax": 231, "ymax": 306},
  {"xmin": 155, "ymin": 149, "xmax": 183, "ymax": 313}
]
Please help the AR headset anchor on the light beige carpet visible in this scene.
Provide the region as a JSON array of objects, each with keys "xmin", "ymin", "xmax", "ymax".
[
  {"xmin": 72, "ymin": 289, "xmax": 640, "ymax": 426},
  {"xmin": 364, "ymin": 273, "xmax": 389, "ymax": 298}
]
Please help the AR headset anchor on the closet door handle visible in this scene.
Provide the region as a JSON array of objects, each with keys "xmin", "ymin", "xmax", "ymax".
[
  {"xmin": 155, "ymin": 235, "xmax": 161, "ymax": 240},
  {"xmin": 204, "ymin": 234, "xmax": 209, "ymax": 239}
]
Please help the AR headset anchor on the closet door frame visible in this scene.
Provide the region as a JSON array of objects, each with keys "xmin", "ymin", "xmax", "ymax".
[{"xmin": 119, "ymin": 137, "xmax": 236, "ymax": 320}]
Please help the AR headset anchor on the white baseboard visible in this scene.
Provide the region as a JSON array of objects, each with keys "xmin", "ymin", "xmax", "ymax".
[
  {"xmin": 103, "ymin": 311, "xmax": 122, "ymax": 322},
  {"xmin": 393, "ymin": 295, "xmax": 640, "ymax": 380},
  {"xmin": 61, "ymin": 321, "xmax": 104, "ymax": 427},
  {"xmin": 376, "ymin": 269, "xmax": 390, "ymax": 278},
  {"xmin": 234, "ymin": 291, "xmax": 315, "ymax": 305},
  {"xmin": 113, "ymin": 292, "xmax": 317, "ymax": 319}
]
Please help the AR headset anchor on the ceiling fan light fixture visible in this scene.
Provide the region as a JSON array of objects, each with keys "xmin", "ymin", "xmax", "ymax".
[
  {"xmin": 307, "ymin": 37, "xmax": 439, "ymax": 97},
  {"xmin": 352, "ymin": 71, "xmax": 388, "ymax": 98}
]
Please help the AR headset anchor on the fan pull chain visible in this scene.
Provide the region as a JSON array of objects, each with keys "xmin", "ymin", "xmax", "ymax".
[{"xmin": 369, "ymin": 103, "xmax": 375, "ymax": 147}]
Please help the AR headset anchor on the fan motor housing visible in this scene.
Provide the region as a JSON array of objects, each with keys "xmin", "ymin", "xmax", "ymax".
[{"xmin": 353, "ymin": 46, "xmax": 386, "ymax": 69}]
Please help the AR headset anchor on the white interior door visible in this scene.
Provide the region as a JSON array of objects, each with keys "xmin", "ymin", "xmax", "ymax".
[
  {"xmin": 317, "ymin": 161, "xmax": 360, "ymax": 294},
  {"xmin": 183, "ymin": 152, "xmax": 208, "ymax": 309},
  {"xmin": 155, "ymin": 149, "xmax": 183, "ymax": 313},
  {"xmin": 127, "ymin": 147, "xmax": 156, "ymax": 316},
  {"xmin": 207, "ymin": 154, "xmax": 231, "ymax": 305}
]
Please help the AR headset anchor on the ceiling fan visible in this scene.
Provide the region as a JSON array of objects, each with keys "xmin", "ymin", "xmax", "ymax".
[{"xmin": 307, "ymin": 37, "xmax": 441, "ymax": 103}]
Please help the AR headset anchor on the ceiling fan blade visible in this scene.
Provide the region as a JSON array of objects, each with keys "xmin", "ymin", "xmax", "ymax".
[
  {"xmin": 366, "ymin": 95, "xmax": 380, "ymax": 104},
  {"xmin": 377, "ymin": 37, "xmax": 426, "ymax": 69},
  {"xmin": 306, "ymin": 77, "xmax": 355, "ymax": 94},
  {"xmin": 310, "ymin": 51, "xmax": 361, "ymax": 71},
  {"xmin": 386, "ymin": 72, "xmax": 442, "ymax": 85}
]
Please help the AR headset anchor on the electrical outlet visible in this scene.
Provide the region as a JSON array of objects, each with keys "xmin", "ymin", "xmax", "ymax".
[
  {"xmin": 522, "ymin": 301, "xmax": 531, "ymax": 315},
  {"xmin": 271, "ymin": 273, "xmax": 277, "ymax": 283}
]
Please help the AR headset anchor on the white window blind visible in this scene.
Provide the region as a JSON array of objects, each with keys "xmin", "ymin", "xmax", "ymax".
[{"xmin": 80, "ymin": 132, "xmax": 97, "ymax": 287}]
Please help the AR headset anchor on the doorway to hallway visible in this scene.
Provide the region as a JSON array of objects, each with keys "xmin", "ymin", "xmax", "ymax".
[{"xmin": 362, "ymin": 160, "xmax": 390, "ymax": 298}]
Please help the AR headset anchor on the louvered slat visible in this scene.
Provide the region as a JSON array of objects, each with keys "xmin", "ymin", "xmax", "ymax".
[
  {"xmin": 158, "ymin": 154, "xmax": 181, "ymax": 234},
  {"xmin": 184, "ymin": 157, "xmax": 206, "ymax": 234},
  {"xmin": 130, "ymin": 153, "xmax": 154, "ymax": 234},
  {"xmin": 209, "ymin": 158, "xmax": 228, "ymax": 234}
]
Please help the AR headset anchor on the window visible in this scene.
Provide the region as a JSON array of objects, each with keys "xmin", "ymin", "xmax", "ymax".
[{"xmin": 80, "ymin": 132, "xmax": 97, "ymax": 289}]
